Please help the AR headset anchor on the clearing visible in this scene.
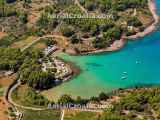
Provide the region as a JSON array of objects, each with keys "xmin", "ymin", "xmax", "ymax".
[{"xmin": 11, "ymin": 36, "xmax": 37, "ymax": 49}]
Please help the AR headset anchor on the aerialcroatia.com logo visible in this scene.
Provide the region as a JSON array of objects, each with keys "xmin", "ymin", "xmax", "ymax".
[{"xmin": 48, "ymin": 13, "xmax": 114, "ymax": 19}]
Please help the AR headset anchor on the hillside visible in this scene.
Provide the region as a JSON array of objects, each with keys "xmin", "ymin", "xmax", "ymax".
[{"xmin": 0, "ymin": 0, "xmax": 153, "ymax": 54}]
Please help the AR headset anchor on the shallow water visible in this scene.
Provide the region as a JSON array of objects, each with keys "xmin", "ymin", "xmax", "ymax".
[{"xmin": 46, "ymin": 1, "xmax": 160, "ymax": 100}]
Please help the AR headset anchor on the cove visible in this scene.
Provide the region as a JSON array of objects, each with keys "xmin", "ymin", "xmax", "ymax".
[{"xmin": 45, "ymin": 1, "xmax": 160, "ymax": 100}]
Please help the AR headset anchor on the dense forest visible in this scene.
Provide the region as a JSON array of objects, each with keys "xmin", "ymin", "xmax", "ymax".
[
  {"xmin": 0, "ymin": 48, "xmax": 56, "ymax": 89},
  {"xmin": 56, "ymin": 87, "xmax": 160, "ymax": 120},
  {"xmin": 0, "ymin": 0, "xmax": 152, "ymax": 53},
  {"xmin": 100, "ymin": 87, "xmax": 160, "ymax": 120},
  {"xmin": 37, "ymin": 0, "xmax": 148, "ymax": 50},
  {"xmin": 12, "ymin": 85, "xmax": 160, "ymax": 120}
]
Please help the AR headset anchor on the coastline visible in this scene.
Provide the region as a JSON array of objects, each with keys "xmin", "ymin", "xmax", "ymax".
[
  {"xmin": 80, "ymin": 37, "xmax": 126, "ymax": 55},
  {"xmin": 55, "ymin": 57, "xmax": 81, "ymax": 82},
  {"xmin": 67, "ymin": 0, "xmax": 159, "ymax": 55},
  {"xmin": 3, "ymin": 0, "xmax": 160, "ymax": 115},
  {"xmin": 127, "ymin": 0, "xmax": 159, "ymax": 40},
  {"xmin": 49, "ymin": 0, "xmax": 160, "ymax": 98},
  {"xmin": 51, "ymin": 0, "xmax": 159, "ymax": 93}
]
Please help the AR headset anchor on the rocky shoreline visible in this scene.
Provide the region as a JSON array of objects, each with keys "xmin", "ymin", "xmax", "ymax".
[
  {"xmin": 52, "ymin": 0, "xmax": 160, "ymax": 97},
  {"xmin": 66, "ymin": 0, "xmax": 159, "ymax": 56},
  {"xmin": 127, "ymin": 0, "xmax": 159, "ymax": 40},
  {"xmin": 53, "ymin": 56, "xmax": 81, "ymax": 82}
]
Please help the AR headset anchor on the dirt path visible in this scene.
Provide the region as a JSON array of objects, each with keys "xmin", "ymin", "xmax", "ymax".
[
  {"xmin": 21, "ymin": 34, "xmax": 67, "ymax": 52},
  {"xmin": 0, "ymin": 32, "xmax": 6, "ymax": 39},
  {"xmin": 60, "ymin": 110, "xmax": 65, "ymax": 120},
  {"xmin": 6, "ymin": 78, "xmax": 46, "ymax": 111}
]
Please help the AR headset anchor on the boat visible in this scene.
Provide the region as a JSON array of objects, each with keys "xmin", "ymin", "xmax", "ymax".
[
  {"xmin": 136, "ymin": 60, "xmax": 141, "ymax": 64},
  {"xmin": 123, "ymin": 72, "xmax": 127, "ymax": 74},
  {"xmin": 121, "ymin": 76, "xmax": 127, "ymax": 80}
]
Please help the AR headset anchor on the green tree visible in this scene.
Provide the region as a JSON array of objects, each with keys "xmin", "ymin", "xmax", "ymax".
[
  {"xmin": 58, "ymin": 94, "xmax": 74, "ymax": 104},
  {"xmin": 99, "ymin": 92, "xmax": 109, "ymax": 100}
]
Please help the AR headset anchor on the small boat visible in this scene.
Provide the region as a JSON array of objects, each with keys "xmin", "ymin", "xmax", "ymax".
[
  {"xmin": 123, "ymin": 72, "xmax": 127, "ymax": 74},
  {"xmin": 136, "ymin": 60, "xmax": 141, "ymax": 64},
  {"xmin": 121, "ymin": 76, "xmax": 127, "ymax": 80}
]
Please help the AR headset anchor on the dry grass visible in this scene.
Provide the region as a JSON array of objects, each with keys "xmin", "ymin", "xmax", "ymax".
[
  {"xmin": 32, "ymin": 42, "xmax": 47, "ymax": 50},
  {"xmin": 53, "ymin": 33, "xmax": 70, "ymax": 48},
  {"xmin": 27, "ymin": 12, "xmax": 41, "ymax": 27},
  {"xmin": 138, "ymin": 13, "xmax": 153, "ymax": 26},
  {"xmin": 0, "ymin": 97, "xmax": 10, "ymax": 120},
  {"xmin": 0, "ymin": 73, "xmax": 16, "ymax": 87},
  {"xmin": 0, "ymin": 32, "xmax": 7, "ymax": 40}
]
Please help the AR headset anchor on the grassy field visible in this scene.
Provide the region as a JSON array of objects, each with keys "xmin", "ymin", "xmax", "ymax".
[
  {"xmin": 0, "ymin": 87, "xmax": 5, "ymax": 96},
  {"xmin": 0, "ymin": 72, "xmax": 17, "ymax": 97},
  {"xmin": 0, "ymin": 74, "xmax": 16, "ymax": 87},
  {"xmin": 21, "ymin": 110, "xmax": 61, "ymax": 120},
  {"xmin": 11, "ymin": 36, "xmax": 37, "ymax": 49},
  {"xmin": 31, "ymin": 40, "xmax": 47, "ymax": 50},
  {"xmin": 32, "ymin": 42, "xmax": 47, "ymax": 50},
  {"xmin": 11, "ymin": 85, "xmax": 49, "ymax": 108},
  {"xmin": 64, "ymin": 110, "xmax": 102, "ymax": 120}
]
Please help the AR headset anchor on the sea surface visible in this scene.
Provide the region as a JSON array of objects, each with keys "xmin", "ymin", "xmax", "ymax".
[{"xmin": 46, "ymin": 1, "xmax": 160, "ymax": 100}]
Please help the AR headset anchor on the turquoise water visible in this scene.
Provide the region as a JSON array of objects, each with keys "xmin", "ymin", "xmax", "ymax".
[
  {"xmin": 156, "ymin": 0, "xmax": 160, "ymax": 14},
  {"xmin": 48, "ymin": 1, "xmax": 160, "ymax": 99}
]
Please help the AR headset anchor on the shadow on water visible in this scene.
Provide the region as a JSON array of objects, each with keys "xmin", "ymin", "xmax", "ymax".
[
  {"xmin": 123, "ymin": 83, "xmax": 160, "ymax": 90},
  {"xmin": 85, "ymin": 62, "xmax": 103, "ymax": 67}
]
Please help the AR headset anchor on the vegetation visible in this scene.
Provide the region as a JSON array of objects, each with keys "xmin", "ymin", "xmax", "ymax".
[
  {"xmin": 80, "ymin": 0, "xmax": 148, "ymax": 12},
  {"xmin": 12, "ymin": 85, "xmax": 50, "ymax": 107},
  {"xmin": 32, "ymin": 0, "xmax": 151, "ymax": 52},
  {"xmin": 126, "ymin": 16, "xmax": 142, "ymax": 27},
  {"xmin": 56, "ymin": 87, "xmax": 160, "ymax": 120},
  {"xmin": 21, "ymin": 109, "xmax": 60, "ymax": 120},
  {"xmin": 0, "ymin": 86, "xmax": 4, "ymax": 96},
  {"xmin": 64, "ymin": 110, "xmax": 101, "ymax": 120},
  {"xmin": 0, "ymin": 0, "xmax": 17, "ymax": 17},
  {"xmin": 0, "ymin": 1, "xmax": 157, "ymax": 119},
  {"xmin": 99, "ymin": 87, "xmax": 160, "ymax": 120},
  {"xmin": 58, "ymin": 94, "xmax": 74, "ymax": 104},
  {"xmin": 0, "ymin": 48, "xmax": 56, "ymax": 90},
  {"xmin": 0, "ymin": 34, "xmax": 17, "ymax": 47},
  {"xmin": 0, "ymin": 0, "xmax": 152, "ymax": 52},
  {"xmin": 17, "ymin": 11, "xmax": 28, "ymax": 24}
]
